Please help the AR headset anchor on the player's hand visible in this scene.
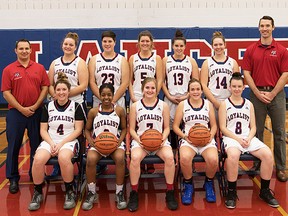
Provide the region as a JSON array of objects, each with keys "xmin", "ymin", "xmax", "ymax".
[{"xmin": 169, "ymin": 95, "xmax": 179, "ymax": 104}]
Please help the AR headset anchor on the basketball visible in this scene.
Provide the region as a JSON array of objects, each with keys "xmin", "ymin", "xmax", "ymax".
[
  {"xmin": 188, "ymin": 124, "xmax": 211, "ymax": 147},
  {"xmin": 94, "ymin": 132, "xmax": 118, "ymax": 155},
  {"xmin": 140, "ymin": 129, "xmax": 163, "ymax": 151}
]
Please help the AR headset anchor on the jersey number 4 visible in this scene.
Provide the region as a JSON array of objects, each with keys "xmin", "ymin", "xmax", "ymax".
[{"xmin": 57, "ymin": 124, "xmax": 64, "ymax": 135}]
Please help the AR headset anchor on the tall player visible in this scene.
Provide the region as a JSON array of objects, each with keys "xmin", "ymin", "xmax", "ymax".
[
  {"xmin": 127, "ymin": 77, "xmax": 178, "ymax": 212},
  {"xmin": 218, "ymin": 73, "xmax": 279, "ymax": 209},
  {"xmin": 162, "ymin": 29, "xmax": 199, "ymax": 149},
  {"xmin": 172, "ymin": 78, "xmax": 218, "ymax": 205},
  {"xmin": 82, "ymin": 83, "xmax": 127, "ymax": 211},
  {"xmin": 200, "ymin": 31, "xmax": 239, "ymax": 111},
  {"xmin": 28, "ymin": 73, "xmax": 85, "ymax": 211}
]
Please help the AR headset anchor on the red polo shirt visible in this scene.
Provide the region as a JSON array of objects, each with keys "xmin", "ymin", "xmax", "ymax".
[
  {"xmin": 1, "ymin": 60, "xmax": 50, "ymax": 109},
  {"xmin": 242, "ymin": 39, "xmax": 288, "ymax": 87}
]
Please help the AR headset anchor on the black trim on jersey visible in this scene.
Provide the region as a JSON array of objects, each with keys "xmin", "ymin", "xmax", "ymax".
[
  {"xmin": 60, "ymin": 56, "xmax": 78, "ymax": 66},
  {"xmin": 75, "ymin": 102, "xmax": 85, "ymax": 121},
  {"xmin": 140, "ymin": 98, "xmax": 159, "ymax": 110},
  {"xmin": 97, "ymin": 104, "xmax": 115, "ymax": 115},
  {"xmin": 171, "ymin": 55, "xmax": 186, "ymax": 62},
  {"xmin": 211, "ymin": 56, "xmax": 229, "ymax": 65},
  {"xmin": 188, "ymin": 98, "xmax": 205, "ymax": 111},
  {"xmin": 228, "ymin": 97, "xmax": 245, "ymax": 109},
  {"xmin": 54, "ymin": 100, "xmax": 72, "ymax": 112},
  {"xmin": 100, "ymin": 53, "xmax": 118, "ymax": 62},
  {"xmin": 137, "ymin": 52, "xmax": 154, "ymax": 61}
]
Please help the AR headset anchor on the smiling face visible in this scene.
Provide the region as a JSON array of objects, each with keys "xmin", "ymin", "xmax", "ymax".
[
  {"xmin": 212, "ymin": 37, "xmax": 226, "ymax": 56},
  {"xmin": 259, "ymin": 19, "xmax": 275, "ymax": 39},
  {"xmin": 229, "ymin": 79, "xmax": 245, "ymax": 97},
  {"xmin": 172, "ymin": 39, "xmax": 185, "ymax": 57},
  {"xmin": 55, "ymin": 83, "xmax": 70, "ymax": 103},
  {"xmin": 142, "ymin": 80, "xmax": 157, "ymax": 99},
  {"xmin": 62, "ymin": 37, "xmax": 77, "ymax": 55},
  {"xmin": 15, "ymin": 41, "xmax": 31, "ymax": 62},
  {"xmin": 188, "ymin": 80, "xmax": 203, "ymax": 101},
  {"xmin": 139, "ymin": 35, "xmax": 153, "ymax": 52},
  {"xmin": 100, "ymin": 87, "xmax": 113, "ymax": 106},
  {"xmin": 102, "ymin": 36, "xmax": 116, "ymax": 53}
]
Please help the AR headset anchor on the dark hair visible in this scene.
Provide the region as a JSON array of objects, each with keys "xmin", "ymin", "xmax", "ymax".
[
  {"xmin": 188, "ymin": 78, "xmax": 202, "ymax": 91},
  {"xmin": 99, "ymin": 83, "xmax": 114, "ymax": 95},
  {"xmin": 230, "ymin": 72, "xmax": 244, "ymax": 84},
  {"xmin": 63, "ymin": 32, "xmax": 79, "ymax": 47},
  {"xmin": 211, "ymin": 31, "xmax": 225, "ymax": 45},
  {"xmin": 15, "ymin": 39, "xmax": 31, "ymax": 49},
  {"xmin": 54, "ymin": 72, "xmax": 71, "ymax": 90},
  {"xmin": 102, "ymin": 31, "xmax": 116, "ymax": 42},
  {"xmin": 141, "ymin": 77, "xmax": 157, "ymax": 92},
  {"xmin": 172, "ymin": 29, "xmax": 186, "ymax": 45},
  {"xmin": 259, "ymin": 15, "xmax": 274, "ymax": 27}
]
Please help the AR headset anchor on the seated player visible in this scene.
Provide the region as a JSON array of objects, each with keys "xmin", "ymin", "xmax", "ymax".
[
  {"xmin": 173, "ymin": 78, "xmax": 218, "ymax": 205},
  {"xmin": 218, "ymin": 72, "xmax": 279, "ymax": 209}
]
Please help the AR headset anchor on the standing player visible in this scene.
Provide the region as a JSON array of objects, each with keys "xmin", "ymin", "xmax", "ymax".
[
  {"xmin": 129, "ymin": 30, "xmax": 163, "ymax": 103},
  {"xmin": 28, "ymin": 73, "xmax": 85, "ymax": 211},
  {"xmin": 82, "ymin": 83, "xmax": 127, "ymax": 211},
  {"xmin": 219, "ymin": 72, "xmax": 279, "ymax": 209},
  {"xmin": 127, "ymin": 77, "xmax": 178, "ymax": 212},
  {"xmin": 200, "ymin": 31, "xmax": 239, "ymax": 110},
  {"xmin": 242, "ymin": 16, "xmax": 288, "ymax": 182},
  {"xmin": 162, "ymin": 29, "xmax": 199, "ymax": 149},
  {"xmin": 173, "ymin": 78, "xmax": 218, "ymax": 205},
  {"xmin": 1, "ymin": 39, "xmax": 50, "ymax": 193}
]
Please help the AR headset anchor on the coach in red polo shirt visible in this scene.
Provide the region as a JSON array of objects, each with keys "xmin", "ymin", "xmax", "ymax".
[
  {"xmin": 242, "ymin": 16, "xmax": 288, "ymax": 182},
  {"xmin": 1, "ymin": 39, "xmax": 50, "ymax": 193}
]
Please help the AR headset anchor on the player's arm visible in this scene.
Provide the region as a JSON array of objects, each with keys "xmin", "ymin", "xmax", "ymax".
[
  {"xmin": 48, "ymin": 60, "xmax": 56, "ymax": 99},
  {"xmin": 69, "ymin": 58, "xmax": 88, "ymax": 97},
  {"xmin": 116, "ymin": 106, "xmax": 127, "ymax": 145},
  {"xmin": 172, "ymin": 101, "xmax": 185, "ymax": 139},
  {"xmin": 84, "ymin": 108, "xmax": 97, "ymax": 146},
  {"xmin": 208, "ymin": 101, "xmax": 217, "ymax": 139},
  {"xmin": 128, "ymin": 55, "xmax": 136, "ymax": 102},
  {"xmin": 190, "ymin": 57, "xmax": 200, "ymax": 79},
  {"xmin": 113, "ymin": 57, "xmax": 129, "ymax": 104},
  {"xmin": 200, "ymin": 59, "xmax": 220, "ymax": 109},
  {"xmin": 129, "ymin": 102, "xmax": 141, "ymax": 144},
  {"xmin": 88, "ymin": 56, "xmax": 100, "ymax": 100},
  {"xmin": 247, "ymin": 102, "xmax": 256, "ymax": 141},
  {"xmin": 232, "ymin": 59, "xmax": 240, "ymax": 72},
  {"xmin": 162, "ymin": 102, "xmax": 170, "ymax": 141},
  {"xmin": 155, "ymin": 55, "xmax": 163, "ymax": 95}
]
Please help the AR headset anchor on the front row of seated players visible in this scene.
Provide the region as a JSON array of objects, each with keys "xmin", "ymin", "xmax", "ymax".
[{"xmin": 28, "ymin": 73, "xmax": 85, "ymax": 211}]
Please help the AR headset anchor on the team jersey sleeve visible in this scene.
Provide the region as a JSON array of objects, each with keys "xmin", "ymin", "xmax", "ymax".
[
  {"xmin": 40, "ymin": 104, "xmax": 49, "ymax": 122},
  {"xmin": 75, "ymin": 102, "xmax": 85, "ymax": 121}
]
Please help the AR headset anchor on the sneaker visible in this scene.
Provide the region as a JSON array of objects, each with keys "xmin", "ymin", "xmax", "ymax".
[
  {"xmin": 28, "ymin": 191, "xmax": 43, "ymax": 211},
  {"xmin": 166, "ymin": 190, "xmax": 178, "ymax": 210},
  {"xmin": 259, "ymin": 188, "xmax": 279, "ymax": 208},
  {"xmin": 181, "ymin": 182, "xmax": 194, "ymax": 205},
  {"xmin": 82, "ymin": 191, "xmax": 98, "ymax": 211},
  {"xmin": 63, "ymin": 190, "xmax": 76, "ymax": 210},
  {"xmin": 127, "ymin": 190, "xmax": 138, "ymax": 212},
  {"xmin": 115, "ymin": 190, "xmax": 127, "ymax": 210},
  {"xmin": 204, "ymin": 181, "xmax": 216, "ymax": 203},
  {"xmin": 225, "ymin": 189, "xmax": 238, "ymax": 209},
  {"xmin": 96, "ymin": 164, "xmax": 108, "ymax": 175}
]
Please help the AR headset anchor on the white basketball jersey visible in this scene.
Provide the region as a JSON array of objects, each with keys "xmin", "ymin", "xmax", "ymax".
[
  {"xmin": 94, "ymin": 53, "xmax": 123, "ymax": 94},
  {"xmin": 135, "ymin": 99, "xmax": 164, "ymax": 136},
  {"xmin": 207, "ymin": 56, "xmax": 234, "ymax": 100},
  {"xmin": 224, "ymin": 98, "xmax": 251, "ymax": 137},
  {"xmin": 166, "ymin": 55, "xmax": 192, "ymax": 96},
  {"xmin": 182, "ymin": 99, "xmax": 210, "ymax": 136},
  {"xmin": 54, "ymin": 56, "xmax": 84, "ymax": 103},
  {"xmin": 92, "ymin": 104, "xmax": 120, "ymax": 138},
  {"xmin": 47, "ymin": 100, "xmax": 77, "ymax": 143},
  {"xmin": 132, "ymin": 52, "xmax": 157, "ymax": 100}
]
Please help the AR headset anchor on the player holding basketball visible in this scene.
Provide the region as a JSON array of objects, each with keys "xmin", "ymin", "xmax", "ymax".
[
  {"xmin": 162, "ymin": 29, "xmax": 199, "ymax": 149},
  {"xmin": 82, "ymin": 83, "xmax": 127, "ymax": 211},
  {"xmin": 128, "ymin": 77, "xmax": 178, "ymax": 212},
  {"xmin": 200, "ymin": 31, "xmax": 239, "ymax": 110},
  {"xmin": 218, "ymin": 72, "xmax": 279, "ymax": 209},
  {"xmin": 28, "ymin": 73, "xmax": 85, "ymax": 211},
  {"xmin": 172, "ymin": 78, "xmax": 218, "ymax": 205}
]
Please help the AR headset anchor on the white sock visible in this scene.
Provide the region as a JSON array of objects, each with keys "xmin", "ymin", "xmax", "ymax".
[
  {"xmin": 88, "ymin": 182, "xmax": 96, "ymax": 194},
  {"xmin": 116, "ymin": 184, "xmax": 124, "ymax": 194}
]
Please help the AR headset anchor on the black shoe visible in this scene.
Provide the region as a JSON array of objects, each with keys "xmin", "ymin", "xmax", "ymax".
[
  {"xmin": 225, "ymin": 189, "xmax": 238, "ymax": 209},
  {"xmin": 276, "ymin": 170, "xmax": 288, "ymax": 182},
  {"xmin": 9, "ymin": 180, "xmax": 19, "ymax": 194},
  {"xmin": 259, "ymin": 188, "xmax": 279, "ymax": 208},
  {"xmin": 127, "ymin": 190, "xmax": 138, "ymax": 212},
  {"xmin": 165, "ymin": 190, "xmax": 178, "ymax": 210}
]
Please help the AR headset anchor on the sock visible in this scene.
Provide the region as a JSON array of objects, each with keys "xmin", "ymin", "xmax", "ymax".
[
  {"xmin": 87, "ymin": 182, "xmax": 96, "ymax": 194},
  {"xmin": 205, "ymin": 176, "xmax": 214, "ymax": 182},
  {"xmin": 64, "ymin": 180, "xmax": 74, "ymax": 193},
  {"xmin": 166, "ymin": 183, "xmax": 174, "ymax": 191},
  {"xmin": 131, "ymin": 184, "xmax": 138, "ymax": 192},
  {"xmin": 116, "ymin": 184, "xmax": 124, "ymax": 194},
  {"xmin": 227, "ymin": 181, "xmax": 237, "ymax": 191},
  {"xmin": 260, "ymin": 178, "xmax": 270, "ymax": 190},
  {"xmin": 183, "ymin": 177, "xmax": 193, "ymax": 184},
  {"xmin": 34, "ymin": 182, "xmax": 43, "ymax": 194}
]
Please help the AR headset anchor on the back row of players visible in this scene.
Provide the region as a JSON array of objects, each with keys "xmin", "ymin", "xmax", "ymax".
[{"xmin": 28, "ymin": 28, "xmax": 280, "ymax": 211}]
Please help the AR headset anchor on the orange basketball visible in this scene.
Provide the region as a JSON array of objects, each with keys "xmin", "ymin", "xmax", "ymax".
[
  {"xmin": 188, "ymin": 124, "xmax": 211, "ymax": 147},
  {"xmin": 140, "ymin": 129, "xmax": 163, "ymax": 152},
  {"xmin": 94, "ymin": 132, "xmax": 118, "ymax": 155}
]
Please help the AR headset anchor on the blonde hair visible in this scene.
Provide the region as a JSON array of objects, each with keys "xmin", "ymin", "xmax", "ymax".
[
  {"xmin": 63, "ymin": 32, "xmax": 79, "ymax": 47},
  {"xmin": 141, "ymin": 77, "xmax": 157, "ymax": 92},
  {"xmin": 54, "ymin": 72, "xmax": 71, "ymax": 90}
]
